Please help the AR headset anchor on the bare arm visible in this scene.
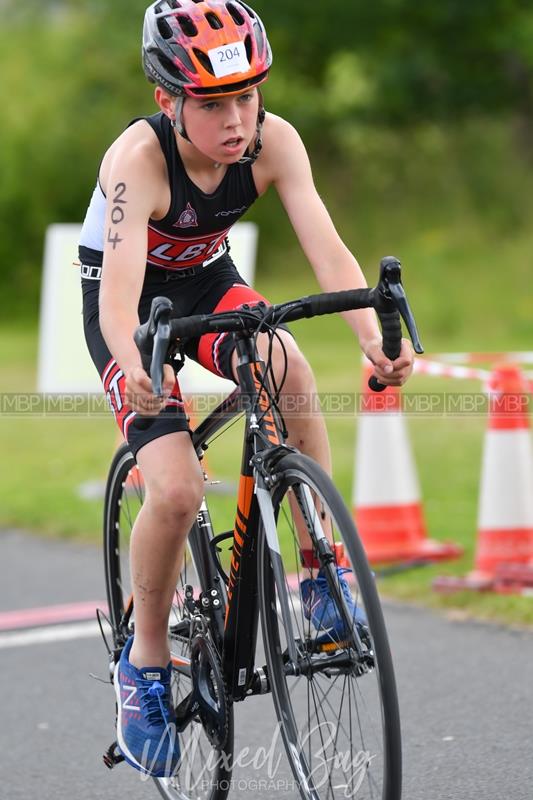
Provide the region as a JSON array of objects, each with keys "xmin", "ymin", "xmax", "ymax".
[
  {"xmin": 99, "ymin": 139, "xmax": 174, "ymax": 412},
  {"xmin": 266, "ymin": 117, "xmax": 413, "ymax": 385}
]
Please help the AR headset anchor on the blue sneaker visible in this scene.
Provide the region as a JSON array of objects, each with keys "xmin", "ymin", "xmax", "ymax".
[
  {"xmin": 113, "ymin": 636, "xmax": 180, "ymax": 777},
  {"xmin": 300, "ymin": 567, "xmax": 367, "ymax": 640}
]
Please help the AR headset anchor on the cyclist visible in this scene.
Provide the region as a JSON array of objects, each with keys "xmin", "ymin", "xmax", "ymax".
[{"xmin": 80, "ymin": 0, "xmax": 414, "ymax": 777}]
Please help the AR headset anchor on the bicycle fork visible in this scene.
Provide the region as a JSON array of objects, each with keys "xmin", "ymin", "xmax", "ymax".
[
  {"xmin": 255, "ymin": 473, "xmax": 300, "ymax": 665},
  {"xmin": 257, "ymin": 472, "xmax": 367, "ymax": 664}
]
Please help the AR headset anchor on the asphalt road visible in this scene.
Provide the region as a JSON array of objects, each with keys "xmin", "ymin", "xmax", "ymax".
[{"xmin": 1, "ymin": 528, "xmax": 532, "ymax": 800}]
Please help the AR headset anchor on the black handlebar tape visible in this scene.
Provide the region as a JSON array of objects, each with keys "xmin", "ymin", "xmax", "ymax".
[
  {"xmin": 170, "ymin": 314, "xmax": 248, "ymax": 339},
  {"xmin": 369, "ymin": 309, "xmax": 402, "ymax": 392},
  {"xmin": 380, "ymin": 310, "xmax": 402, "ymax": 360},
  {"xmin": 299, "ymin": 288, "xmax": 375, "ymax": 320},
  {"xmin": 368, "ymin": 375, "xmax": 386, "ymax": 392},
  {"xmin": 170, "ymin": 314, "xmax": 210, "ymax": 340},
  {"xmin": 167, "ymin": 290, "xmax": 376, "ymax": 338}
]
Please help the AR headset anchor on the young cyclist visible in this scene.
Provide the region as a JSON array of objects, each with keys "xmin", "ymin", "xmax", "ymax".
[{"xmin": 79, "ymin": 0, "xmax": 414, "ymax": 777}]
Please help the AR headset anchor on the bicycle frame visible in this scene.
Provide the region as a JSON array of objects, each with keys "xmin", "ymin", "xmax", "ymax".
[
  {"xmin": 114, "ymin": 329, "xmax": 359, "ymax": 703},
  {"xmin": 190, "ymin": 331, "xmax": 297, "ymax": 702},
  {"xmin": 105, "ymin": 266, "xmax": 415, "ymax": 791}
]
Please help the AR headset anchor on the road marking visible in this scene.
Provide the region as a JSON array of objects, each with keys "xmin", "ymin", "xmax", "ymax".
[
  {"xmin": 0, "ymin": 620, "xmax": 103, "ymax": 649},
  {"xmin": 0, "ymin": 601, "xmax": 107, "ymax": 631}
]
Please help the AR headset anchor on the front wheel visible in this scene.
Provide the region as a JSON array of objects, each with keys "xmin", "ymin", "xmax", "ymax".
[{"xmin": 258, "ymin": 453, "xmax": 402, "ymax": 800}]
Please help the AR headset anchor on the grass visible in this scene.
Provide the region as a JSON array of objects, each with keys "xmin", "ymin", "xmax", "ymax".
[{"xmin": 1, "ymin": 266, "xmax": 532, "ymax": 628}]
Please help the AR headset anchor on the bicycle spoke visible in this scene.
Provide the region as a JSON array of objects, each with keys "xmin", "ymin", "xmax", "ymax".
[
  {"xmin": 302, "ymin": 674, "xmax": 355, "ymax": 756},
  {"xmin": 306, "ymin": 676, "xmax": 337, "ymax": 799}
]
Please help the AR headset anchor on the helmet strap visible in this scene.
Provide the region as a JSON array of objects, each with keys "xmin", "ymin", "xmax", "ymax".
[
  {"xmin": 238, "ymin": 89, "xmax": 266, "ymax": 165},
  {"xmin": 171, "ymin": 95, "xmax": 190, "ymax": 142}
]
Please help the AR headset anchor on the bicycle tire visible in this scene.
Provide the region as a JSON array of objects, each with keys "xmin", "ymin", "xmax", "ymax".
[
  {"xmin": 103, "ymin": 443, "xmax": 234, "ymax": 800},
  {"xmin": 258, "ymin": 452, "xmax": 402, "ymax": 800}
]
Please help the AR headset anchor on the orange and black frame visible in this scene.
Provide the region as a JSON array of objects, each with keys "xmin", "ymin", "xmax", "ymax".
[{"xmin": 191, "ymin": 330, "xmax": 289, "ymax": 702}]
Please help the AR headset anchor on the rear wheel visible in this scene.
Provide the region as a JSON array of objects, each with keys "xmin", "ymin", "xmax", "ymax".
[
  {"xmin": 259, "ymin": 453, "xmax": 402, "ymax": 800},
  {"xmin": 103, "ymin": 443, "xmax": 234, "ymax": 800}
]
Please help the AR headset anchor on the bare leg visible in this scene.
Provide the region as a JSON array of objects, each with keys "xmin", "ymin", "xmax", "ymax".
[{"xmin": 127, "ymin": 431, "xmax": 204, "ymax": 669}]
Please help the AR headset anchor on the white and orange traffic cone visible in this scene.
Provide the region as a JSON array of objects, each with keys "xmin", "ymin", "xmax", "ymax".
[
  {"xmin": 353, "ymin": 361, "xmax": 463, "ymax": 565},
  {"xmin": 434, "ymin": 363, "xmax": 533, "ymax": 592}
]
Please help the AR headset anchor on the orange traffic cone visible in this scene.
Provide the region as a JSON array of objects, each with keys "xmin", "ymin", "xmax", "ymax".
[
  {"xmin": 434, "ymin": 364, "xmax": 533, "ymax": 592},
  {"xmin": 354, "ymin": 362, "xmax": 462, "ymax": 565}
]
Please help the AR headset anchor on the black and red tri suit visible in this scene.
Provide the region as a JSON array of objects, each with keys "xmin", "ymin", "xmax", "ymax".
[{"xmin": 80, "ymin": 112, "xmax": 271, "ymax": 456}]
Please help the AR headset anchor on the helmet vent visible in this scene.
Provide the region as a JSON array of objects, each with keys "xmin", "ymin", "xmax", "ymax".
[
  {"xmin": 244, "ymin": 33, "xmax": 253, "ymax": 64},
  {"xmin": 177, "ymin": 14, "xmax": 198, "ymax": 37},
  {"xmin": 239, "ymin": 1, "xmax": 255, "ymax": 19},
  {"xmin": 157, "ymin": 17, "xmax": 174, "ymax": 40},
  {"xmin": 205, "ymin": 11, "xmax": 223, "ymax": 30},
  {"xmin": 252, "ymin": 20, "xmax": 263, "ymax": 58},
  {"xmin": 193, "ymin": 48, "xmax": 216, "ymax": 76},
  {"xmin": 158, "ymin": 53, "xmax": 192, "ymax": 84},
  {"xmin": 166, "ymin": 0, "xmax": 181, "ymax": 8},
  {"xmin": 174, "ymin": 42, "xmax": 196, "ymax": 74},
  {"xmin": 225, "ymin": 3, "xmax": 245, "ymax": 25}
]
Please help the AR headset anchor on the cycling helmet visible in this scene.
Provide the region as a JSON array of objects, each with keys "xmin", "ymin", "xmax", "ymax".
[{"xmin": 142, "ymin": 0, "xmax": 272, "ymax": 97}]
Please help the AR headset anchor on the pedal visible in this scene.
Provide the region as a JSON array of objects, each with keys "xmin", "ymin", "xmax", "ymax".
[{"xmin": 102, "ymin": 740, "xmax": 124, "ymax": 769}]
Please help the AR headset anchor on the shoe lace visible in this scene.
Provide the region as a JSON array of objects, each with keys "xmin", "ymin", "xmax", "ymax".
[{"xmin": 139, "ymin": 679, "xmax": 171, "ymax": 728}]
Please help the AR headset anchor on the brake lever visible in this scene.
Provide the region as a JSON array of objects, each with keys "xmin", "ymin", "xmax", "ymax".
[
  {"xmin": 369, "ymin": 257, "xmax": 424, "ymax": 393},
  {"xmin": 377, "ymin": 257, "xmax": 424, "ymax": 354},
  {"xmin": 133, "ymin": 296, "xmax": 174, "ymax": 396},
  {"xmin": 150, "ymin": 301, "xmax": 173, "ymax": 397}
]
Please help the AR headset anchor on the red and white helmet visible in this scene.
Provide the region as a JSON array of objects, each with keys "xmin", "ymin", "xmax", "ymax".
[{"xmin": 143, "ymin": 0, "xmax": 272, "ymax": 97}]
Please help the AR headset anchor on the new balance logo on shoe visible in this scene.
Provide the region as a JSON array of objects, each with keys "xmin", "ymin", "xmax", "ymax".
[{"xmin": 122, "ymin": 684, "xmax": 141, "ymax": 712}]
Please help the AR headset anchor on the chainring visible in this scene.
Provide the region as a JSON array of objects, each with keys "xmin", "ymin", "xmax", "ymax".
[{"xmin": 190, "ymin": 634, "xmax": 229, "ymax": 749}]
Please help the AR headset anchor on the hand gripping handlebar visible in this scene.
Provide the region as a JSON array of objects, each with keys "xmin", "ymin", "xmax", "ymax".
[{"xmin": 367, "ymin": 256, "xmax": 423, "ymax": 391}]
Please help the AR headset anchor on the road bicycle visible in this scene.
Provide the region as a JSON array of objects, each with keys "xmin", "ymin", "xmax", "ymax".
[{"xmin": 99, "ymin": 257, "xmax": 423, "ymax": 800}]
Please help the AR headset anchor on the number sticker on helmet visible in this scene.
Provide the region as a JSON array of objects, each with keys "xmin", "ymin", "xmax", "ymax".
[{"xmin": 208, "ymin": 41, "xmax": 249, "ymax": 79}]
